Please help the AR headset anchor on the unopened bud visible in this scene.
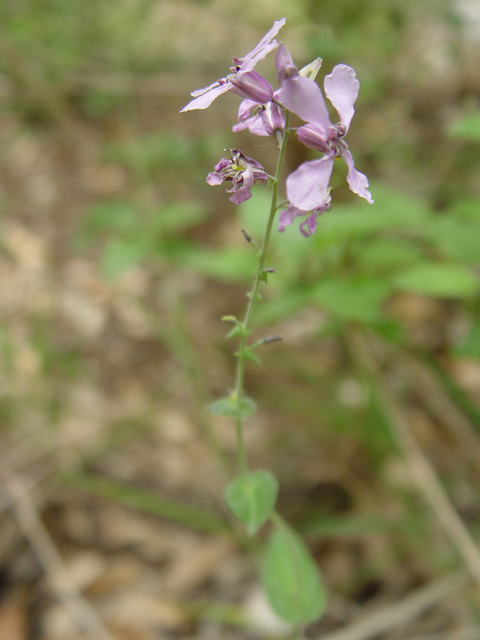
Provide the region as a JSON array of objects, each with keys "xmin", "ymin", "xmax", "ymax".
[
  {"xmin": 263, "ymin": 335, "xmax": 282, "ymax": 345},
  {"xmin": 241, "ymin": 229, "xmax": 252, "ymax": 243},
  {"xmin": 229, "ymin": 70, "xmax": 274, "ymax": 104},
  {"xmin": 299, "ymin": 57, "xmax": 323, "ymax": 81}
]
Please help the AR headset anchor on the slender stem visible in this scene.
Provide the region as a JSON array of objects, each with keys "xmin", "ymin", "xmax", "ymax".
[{"xmin": 233, "ymin": 112, "xmax": 290, "ymax": 475}]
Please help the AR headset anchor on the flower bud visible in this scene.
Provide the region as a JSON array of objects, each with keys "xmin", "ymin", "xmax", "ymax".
[
  {"xmin": 229, "ymin": 70, "xmax": 273, "ymax": 104},
  {"xmin": 297, "ymin": 123, "xmax": 331, "ymax": 153},
  {"xmin": 276, "ymin": 43, "xmax": 298, "ymax": 84},
  {"xmin": 299, "ymin": 57, "xmax": 323, "ymax": 81}
]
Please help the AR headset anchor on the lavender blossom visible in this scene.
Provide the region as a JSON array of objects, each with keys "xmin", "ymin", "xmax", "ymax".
[
  {"xmin": 181, "ymin": 19, "xmax": 285, "ymax": 112},
  {"xmin": 277, "ymin": 45, "xmax": 373, "ymax": 211},
  {"xmin": 232, "ymin": 53, "xmax": 320, "ymax": 137},
  {"xmin": 206, "ymin": 149, "xmax": 268, "ymax": 204}
]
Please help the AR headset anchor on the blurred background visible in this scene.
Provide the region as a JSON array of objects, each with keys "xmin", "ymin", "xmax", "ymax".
[{"xmin": 1, "ymin": 0, "xmax": 480, "ymax": 638}]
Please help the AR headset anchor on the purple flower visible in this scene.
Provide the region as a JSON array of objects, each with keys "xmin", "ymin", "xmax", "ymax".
[
  {"xmin": 233, "ymin": 96, "xmax": 285, "ymax": 136},
  {"xmin": 232, "ymin": 48, "xmax": 321, "ymax": 137},
  {"xmin": 276, "ymin": 45, "xmax": 373, "ymax": 210},
  {"xmin": 206, "ymin": 149, "xmax": 268, "ymax": 204},
  {"xmin": 181, "ymin": 19, "xmax": 285, "ymax": 113},
  {"xmin": 278, "ymin": 192, "xmax": 331, "ymax": 237}
]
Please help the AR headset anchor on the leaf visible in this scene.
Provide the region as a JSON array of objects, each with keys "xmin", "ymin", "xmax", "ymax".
[
  {"xmin": 314, "ymin": 183, "xmax": 430, "ymax": 243},
  {"xmin": 178, "ymin": 247, "xmax": 256, "ymax": 283},
  {"xmin": 103, "ymin": 131, "xmax": 194, "ymax": 169},
  {"xmin": 150, "ymin": 202, "xmax": 207, "ymax": 234},
  {"xmin": 243, "ymin": 350, "xmax": 262, "ymax": 365},
  {"xmin": 314, "ymin": 276, "xmax": 391, "ymax": 322},
  {"xmin": 226, "ymin": 325, "xmax": 246, "ymax": 339},
  {"xmin": 454, "ymin": 320, "xmax": 480, "ymax": 360},
  {"xmin": 207, "ymin": 395, "xmax": 257, "ymax": 422},
  {"xmin": 102, "ymin": 238, "xmax": 146, "ymax": 279},
  {"xmin": 393, "ymin": 263, "xmax": 478, "ymax": 298},
  {"xmin": 428, "ymin": 217, "xmax": 480, "ymax": 264},
  {"xmin": 254, "ymin": 288, "xmax": 312, "ymax": 325},
  {"xmin": 82, "ymin": 200, "xmax": 138, "ymax": 234},
  {"xmin": 446, "ymin": 109, "xmax": 480, "ymax": 143},
  {"xmin": 59, "ymin": 472, "xmax": 230, "ymax": 535},
  {"xmin": 447, "ymin": 197, "xmax": 480, "ymax": 222},
  {"xmin": 225, "ymin": 470, "xmax": 278, "ymax": 535},
  {"xmin": 263, "ymin": 520, "xmax": 327, "ymax": 625},
  {"xmin": 356, "ymin": 238, "xmax": 425, "ymax": 271}
]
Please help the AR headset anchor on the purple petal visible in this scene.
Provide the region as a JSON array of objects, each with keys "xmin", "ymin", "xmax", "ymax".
[
  {"xmin": 286, "ymin": 156, "xmax": 334, "ymax": 211},
  {"xmin": 241, "ymin": 164, "xmax": 255, "ymax": 191},
  {"xmin": 276, "ymin": 43, "xmax": 297, "ymax": 84},
  {"xmin": 233, "ymin": 114, "xmax": 270, "ymax": 136},
  {"xmin": 324, "ymin": 64, "xmax": 359, "ymax": 130},
  {"xmin": 241, "ymin": 18, "xmax": 286, "ymax": 71},
  {"xmin": 278, "ymin": 76, "xmax": 330, "ymax": 130},
  {"xmin": 181, "ymin": 83, "xmax": 231, "ymax": 112},
  {"xmin": 299, "ymin": 217, "xmax": 313, "ymax": 237},
  {"xmin": 343, "ymin": 149, "xmax": 373, "ymax": 204},
  {"xmin": 278, "ymin": 205, "xmax": 302, "ymax": 231},
  {"xmin": 307, "ymin": 212, "xmax": 318, "ymax": 235},
  {"xmin": 213, "ymin": 157, "xmax": 230, "ymax": 172},
  {"xmin": 229, "ymin": 183, "xmax": 252, "ymax": 204},
  {"xmin": 206, "ymin": 172, "xmax": 224, "ymax": 186},
  {"xmin": 237, "ymin": 99, "xmax": 257, "ymax": 121}
]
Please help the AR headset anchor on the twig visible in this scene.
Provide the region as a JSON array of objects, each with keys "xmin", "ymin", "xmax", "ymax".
[
  {"xmin": 312, "ymin": 573, "xmax": 467, "ymax": 640},
  {"xmin": 2, "ymin": 473, "xmax": 116, "ymax": 640},
  {"xmin": 350, "ymin": 330, "xmax": 480, "ymax": 590}
]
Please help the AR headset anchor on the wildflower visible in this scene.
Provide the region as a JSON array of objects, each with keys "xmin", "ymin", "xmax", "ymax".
[
  {"xmin": 232, "ymin": 52, "xmax": 320, "ymax": 137},
  {"xmin": 181, "ymin": 19, "xmax": 285, "ymax": 112},
  {"xmin": 278, "ymin": 191, "xmax": 331, "ymax": 237},
  {"xmin": 276, "ymin": 46, "xmax": 373, "ymax": 210},
  {"xmin": 206, "ymin": 149, "xmax": 268, "ymax": 204}
]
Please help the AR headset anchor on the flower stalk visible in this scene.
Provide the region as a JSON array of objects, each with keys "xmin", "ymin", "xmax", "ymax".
[{"xmin": 232, "ymin": 111, "xmax": 290, "ymax": 475}]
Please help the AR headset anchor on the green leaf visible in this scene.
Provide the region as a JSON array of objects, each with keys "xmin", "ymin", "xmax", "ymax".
[
  {"xmin": 226, "ymin": 325, "xmax": 247, "ymax": 340},
  {"xmin": 225, "ymin": 470, "xmax": 278, "ymax": 535},
  {"xmin": 263, "ymin": 520, "xmax": 327, "ymax": 625},
  {"xmin": 178, "ymin": 248, "xmax": 256, "ymax": 283},
  {"xmin": 446, "ymin": 109, "xmax": 480, "ymax": 143},
  {"xmin": 59, "ymin": 472, "xmax": 230, "ymax": 535},
  {"xmin": 102, "ymin": 238, "xmax": 146, "ymax": 279},
  {"xmin": 254, "ymin": 288, "xmax": 312, "ymax": 325},
  {"xmin": 82, "ymin": 200, "xmax": 138, "ymax": 234},
  {"xmin": 314, "ymin": 276, "xmax": 391, "ymax": 322},
  {"xmin": 356, "ymin": 238, "xmax": 425, "ymax": 271},
  {"xmin": 243, "ymin": 349, "xmax": 262, "ymax": 365},
  {"xmin": 454, "ymin": 320, "xmax": 480, "ymax": 360},
  {"xmin": 150, "ymin": 202, "xmax": 207, "ymax": 234},
  {"xmin": 103, "ymin": 130, "xmax": 194, "ymax": 169},
  {"xmin": 206, "ymin": 395, "xmax": 257, "ymax": 422},
  {"xmin": 393, "ymin": 263, "xmax": 478, "ymax": 298},
  {"xmin": 314, "ymin": 183, "xmax": 430, "ymax": 243},
  {"xmin": 428, "ymin": 217, "xmax": 480, "ymax": 264},
  {"xmin": 448, "ymin": 197, "xmax": 480, "ymax": 222}
]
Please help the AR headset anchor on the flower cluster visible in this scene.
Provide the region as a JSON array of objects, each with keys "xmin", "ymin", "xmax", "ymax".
[{"xmin": 181, "ymin": 19, "xmax": 373, "ymax": 235}]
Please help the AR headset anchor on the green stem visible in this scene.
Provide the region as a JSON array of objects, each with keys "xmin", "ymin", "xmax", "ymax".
[{"xmin": 233, "ymin": 112, "xmax": 291, "ymax": 475}]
